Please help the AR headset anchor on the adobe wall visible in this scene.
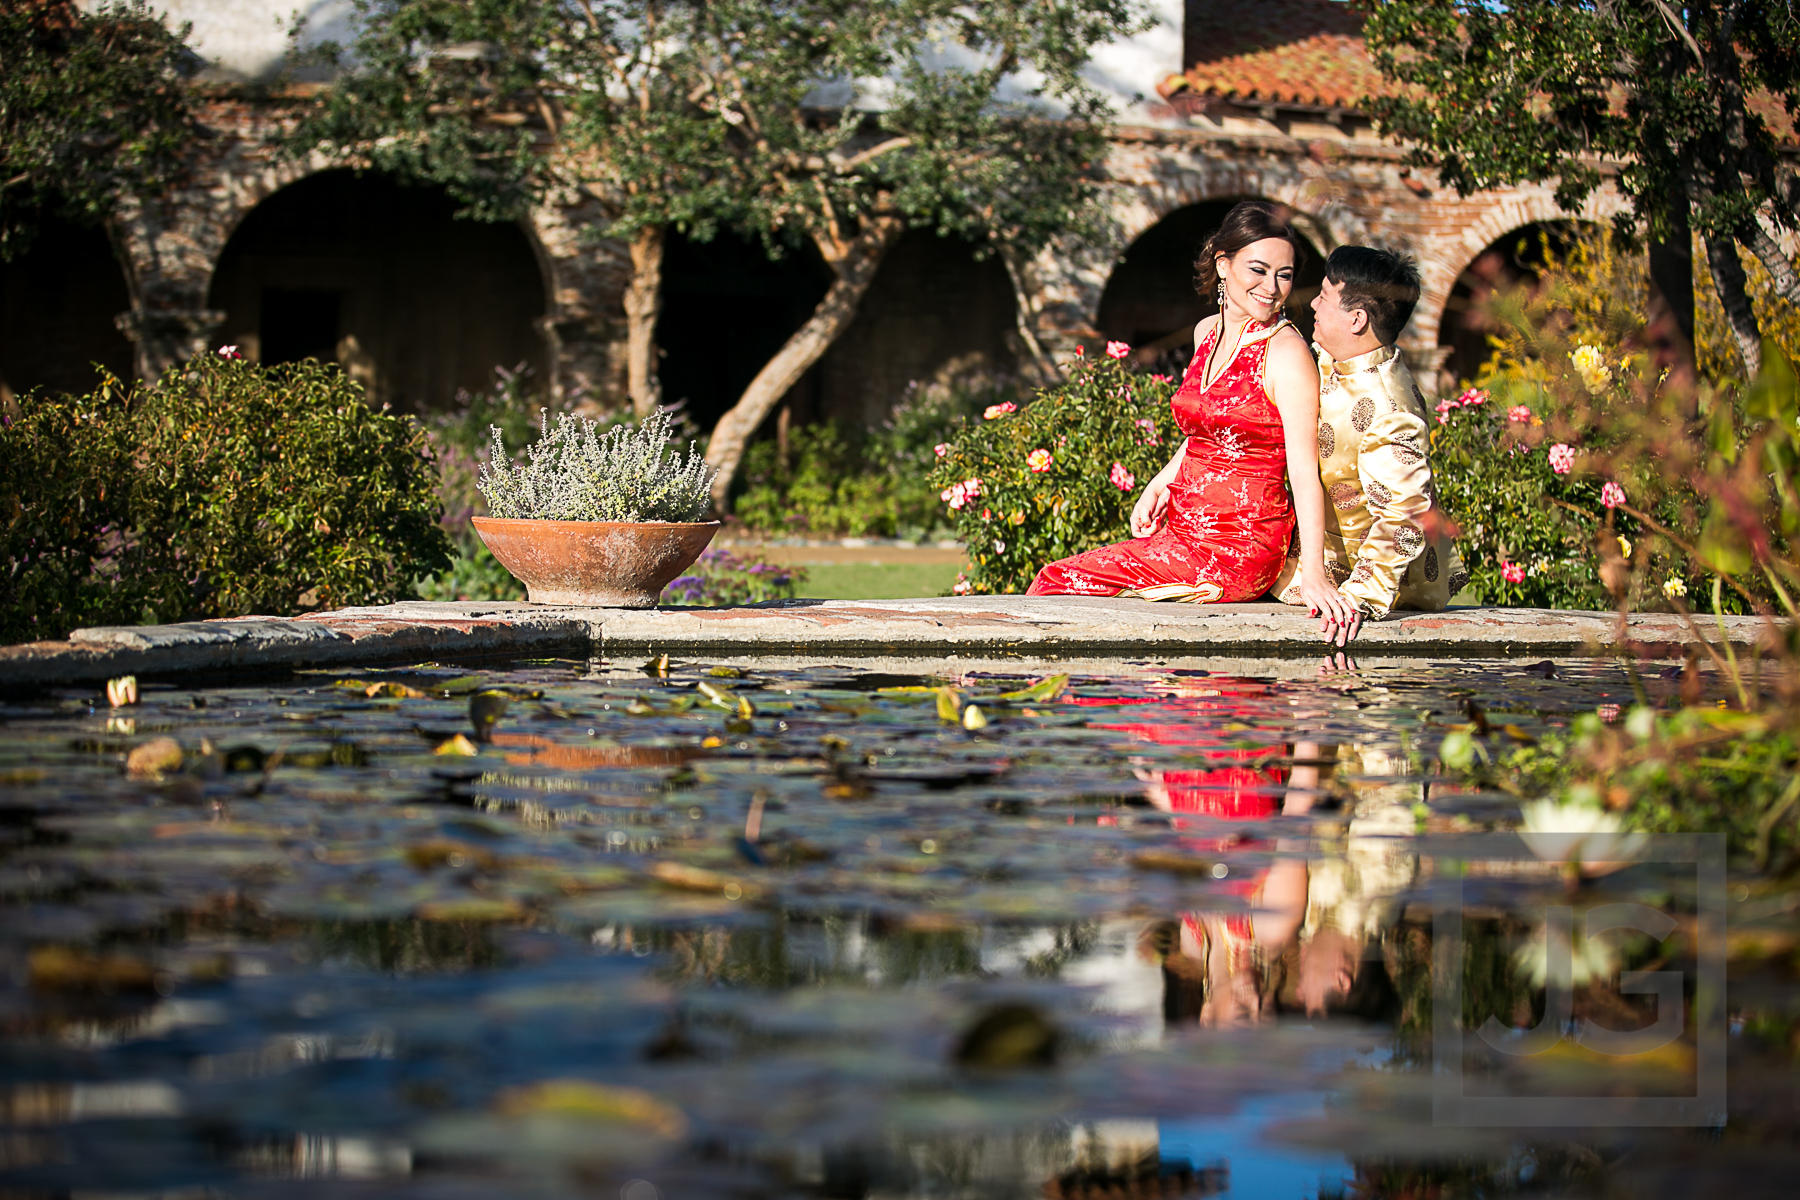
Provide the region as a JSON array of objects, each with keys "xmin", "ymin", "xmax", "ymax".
[{"xmin": 84, "ymin": 97, "xmax": 1622, "ymax": 411}]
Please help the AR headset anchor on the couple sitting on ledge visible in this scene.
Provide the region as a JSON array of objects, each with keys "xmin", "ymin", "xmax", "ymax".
[{"xmin": 1028, "ymin": 199, "xmax": 1467, "ymax": 647}]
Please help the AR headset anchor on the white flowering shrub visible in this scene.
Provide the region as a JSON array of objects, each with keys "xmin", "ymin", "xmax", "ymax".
[{"xmin": 478, "ymin": 411, "xmax": 715, "ymax": 522}]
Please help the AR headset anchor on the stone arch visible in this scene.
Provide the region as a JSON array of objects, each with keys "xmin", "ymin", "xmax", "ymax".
[
  {"xmin": 205, "ymin": 168, "xmax": 551, "ymax": 411},
  {"xmin": 1095, "ymin": 194, "xmax": 1327, "ymax": 370},
  {"xmin": 1024, "ymin": 149, "xmax": 1346, "ymax": 357},
  {"xmin": 1432, "ymin": 209, "xmax": 1609, "ymax": 390},
  {"xmin": 1409, "ymin": 188, "xmax": 1624, "ymax": 378}
]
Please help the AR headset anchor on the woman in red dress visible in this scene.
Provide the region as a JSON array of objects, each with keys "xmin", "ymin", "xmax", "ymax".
[{"xmin": 1028, "ymin": 201, "xmax": 1359, "ymax": 640}]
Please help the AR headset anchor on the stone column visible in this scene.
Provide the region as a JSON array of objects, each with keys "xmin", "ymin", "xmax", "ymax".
[{"xmin": 115, "ymin": 307, "xmax": 228, "ymax": 379}]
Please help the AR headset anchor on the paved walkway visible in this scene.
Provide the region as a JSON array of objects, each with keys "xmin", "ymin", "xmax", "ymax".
[{"xmin": 0, "ymin": 597, "xmax": 1773, "ymax": 686}]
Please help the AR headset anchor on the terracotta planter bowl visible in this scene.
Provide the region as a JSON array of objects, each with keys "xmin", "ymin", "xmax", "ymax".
[{"xmin": 471, "ymin": 517, "xmax": 720, "ymax": 608}]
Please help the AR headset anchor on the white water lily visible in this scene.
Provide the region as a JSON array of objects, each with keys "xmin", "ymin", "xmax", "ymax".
[
  {"xmin": 1519, "ymin": 798, "xmax": 1648, "ymax": 870},
  {"xmin": 1513, "ymin": 916, "xmax": 1622, "ymax": 987}
]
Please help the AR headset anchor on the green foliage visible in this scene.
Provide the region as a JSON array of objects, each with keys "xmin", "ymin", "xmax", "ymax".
[
  {"xmin": 479, "ymin": 410, "xmax": 714, "ymax": 522},
  {"xmin": 1359, "ymin": 0, "xmax": 1800, "ymax": 247},
  {"xmin": 1434, "ymin": 231, "xmax": 1787, "ymax": 612},
  {"xmin": 1, "ymin": 356, "xmax": 453, "ymax": 642},
  {"xmin": 930, "ymin": 353, "xmax": 1179, "ymax": 594},
  {"xmin": 735, "ymin": 377, "xmax": 1001, "ymax": 538},
  {"xmin": 0, "ymin": 0, "xmax": 197, "ymax": 260}
]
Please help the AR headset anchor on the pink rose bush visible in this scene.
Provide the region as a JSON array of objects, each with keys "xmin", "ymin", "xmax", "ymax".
[
  {"xmin": 983, "ymin": 402, "xmax": 1017, "ymax": 420},
  {"xmin": 927, "ymin": 344, "xmax": 1180, "ymax": 594},
  {"xmin": 940, "ymin": 477, "xmax": 982, "ymax": 510},
  {"xmin": 934, "ymin": 443, "xmax": 950, "ymax": 458},
  {"xmin": 1507, "ymin": 405, "xmax": 1532, "ymax": 423},
  {"xmin": 1600, "ymin": 481, "xmax": 1626, "ymax": 509},
  {"xmin": 1547, "ymin": 443, "xmax": 1575, "ymax": 474},
  {"xmin": 218, "ymin": 345, "xmax": 242, "ymax": 360},
  {"xmin": 1435, "ymin": 387, "xmax": 1490, "ymax": 425},
  {"xmin": 1500, "ymin": 560, "xmax": 1526, "ymax": 584}
]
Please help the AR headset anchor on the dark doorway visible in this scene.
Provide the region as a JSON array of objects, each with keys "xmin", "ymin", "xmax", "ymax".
[
  {"xmin": 0, "ymin": 216, "xmax": 135, "ymax": 400},
  {"xmin": 656, "ymin": 230, "xmax": 832, "ymax": 431},
  {"xmin": 1438, "ymin": 221, "xmax": 1585, "ymax": 389},
  {"xmin": 260, "ymin": 288, "xmax": 342, "ymax": 365},
  {"xmin": 1098, "ymin": 200, "xmax": 1324, "ymax": 374},
  {"xmin": 207, "ymin": 170, "xmax": 547, "ymax": 411},
  {"xmin": 818, "ymin": 229, "xmax": 1018, "ymax": 428}
]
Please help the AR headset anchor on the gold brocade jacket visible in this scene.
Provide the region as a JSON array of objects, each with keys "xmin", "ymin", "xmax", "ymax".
[{"xmin": 1273, "ymin": 343, "xmax": 1467, "ymax": 618}]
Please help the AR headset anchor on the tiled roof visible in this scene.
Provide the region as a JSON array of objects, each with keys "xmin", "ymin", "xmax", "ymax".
[{"xmin": 1176, "ymin": 0, "xmax": 1386, "ymax": 111}]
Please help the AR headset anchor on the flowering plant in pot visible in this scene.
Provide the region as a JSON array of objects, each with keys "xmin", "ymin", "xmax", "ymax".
[{"xmin": 474, "ymin": 412, "xmax": 719, "ymax": 607}]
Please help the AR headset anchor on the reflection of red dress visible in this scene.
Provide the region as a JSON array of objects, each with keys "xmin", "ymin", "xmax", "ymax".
[{"xmin": 1027, "ymin": 319, "xmax": 1297, "ymax": 601}]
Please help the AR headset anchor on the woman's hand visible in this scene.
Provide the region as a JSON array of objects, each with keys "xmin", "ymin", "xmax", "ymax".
[
  {"xmin": 1298, "ymin": 574, "xmax": 1362, "ymax": 647},
  {"xmin": 1130, "ymin": 477, "xmax": 1170, "ymax": 537}
]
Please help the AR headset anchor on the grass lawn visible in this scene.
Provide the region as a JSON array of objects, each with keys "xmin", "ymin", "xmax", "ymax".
[{"xmin": 790, "ymin": 560, "xmax": 960, "ymax": 600}]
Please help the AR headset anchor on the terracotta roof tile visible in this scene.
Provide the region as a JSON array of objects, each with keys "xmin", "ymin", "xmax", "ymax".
[{"xmin": 1180, "ymin": 0, "xmax": 1384, "ymax": 110}]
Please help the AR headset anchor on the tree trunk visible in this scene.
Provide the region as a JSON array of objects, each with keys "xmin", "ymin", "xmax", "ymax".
[
  {"xmin": 1705, "ymin": 233, "xmax": 1762, "ymax": 378},
  {"xmin": 704, "ymin": 216, "xmax": 903, "ymax": 511},
  {"xmin": 1744, "ymin": 222, "xmax": 1800, "ymax": 310},
  {"xmin": 999, "ymin": 245, "xmax": 1059, "ymax": 385},
  {"xmin": 1647, "ymin": 200, "xmax": 1695, "ymax": 360},
  {"xmin": 625, "ymin": 224, "xmax": 665, "ymax": 419}
]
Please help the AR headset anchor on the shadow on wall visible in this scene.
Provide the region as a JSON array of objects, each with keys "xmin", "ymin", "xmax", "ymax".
[
  {"xmin": 657, "ymin": 227, "xmax": 1020, "ymax": 434},
  {"xmin": 206, "ymin": 170, "xmax": 548, "ymax": 411},
  {"xmin": 1437, "ymin": 220, "xmax": 1587, "ymax": 390},
  {"xmin": 0, "ymin": 217, "xmax": 135, "ymax": 401},
  {"xmin": 1098, "ymin": 199, "xmax": 1323, "ymax": 376}
]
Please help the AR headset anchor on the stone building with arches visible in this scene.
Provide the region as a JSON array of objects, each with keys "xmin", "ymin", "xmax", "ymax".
[{"xmin": 1, "ymin": 0, "xmax": 1627, "ymax": 418}]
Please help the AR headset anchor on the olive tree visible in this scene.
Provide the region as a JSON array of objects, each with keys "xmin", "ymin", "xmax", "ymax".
[
  {"xmin": 1359, "ymin": 0, "xmax": 1800, "ymax": 376},
  {"xmin": 289, "ymin": 0, "xmax": 1145, "ymax": 507}
]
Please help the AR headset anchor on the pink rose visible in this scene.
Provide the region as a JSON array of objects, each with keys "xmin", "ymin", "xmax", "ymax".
[
  {"xmin": 980, "ymin": 508, "xmax": 992, "ymax": 521},
  {"xmin": 934, "ymin": 443, "xmax": 950, "ymax": 457},
  {"xmin": 1600, "ymin": 481, "xmax": 1626, "ymax": 508},
  {"xmin": 1456, "ymin": 387, "xmax": 1488, "ymax": 406},
  {"xmin": 1074, "ymin": 345, "xmax": 1084, "ymax": 357},
  {"xmin": 218, "ymin": 345, "xmax": 242, "ymax": 360},
  {"xmin": 1105, "ymin": 340, "xmax": 1131, "ymax": 359},
  {"xmin": 1151, "ymin": 373, "xmax": 1172, "ymax": 384},
  {"xmin": 983, "ymin": 402, "xmax": 1017, "ymax": 420},
  {"xmin": 1027, "ymin": 448, "xmax": 1053, "ymax": 473},
  {"xmin": 1501, "ymin": 560, "xmax": 1526, "ymax": 584},
  {"xmin": 1134, "ymin": 417, "xmax": 1157, "ymax": 444},
  {"xmin": 1507, "ymin": 405, "xmax": 1532, "ymax": 423},
  {"xmin": 1109, "ymin": 462, "xmax": 1135, "ymax": 491},
  {"xmin": 1547, "ymin": 443, "xmax": 1575, "ymax": 474},
  {"xmin": 952, "ymin": 573, "xmax": 972, "ymax": 595}
]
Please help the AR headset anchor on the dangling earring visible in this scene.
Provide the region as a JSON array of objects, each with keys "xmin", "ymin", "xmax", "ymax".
[{"xmin": 1216, "ymin": 279, "xmax": 1227, "ymax": 313}]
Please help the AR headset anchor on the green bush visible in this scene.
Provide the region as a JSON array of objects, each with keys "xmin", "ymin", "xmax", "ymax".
[
  {"xmin": 1435, "ymin": 232, "xmax": 1789, "ymax": 613},
  {"xmin": 1, "ymin": 355, "xmax": 452, "ymax": 642},
  {"xmin": 929, "ymin": 352, "xmax": 1180, "ymax": 594},
  {"xmin": 735, "ymin": 377, "xmax": 1005, "ymax": 539}
]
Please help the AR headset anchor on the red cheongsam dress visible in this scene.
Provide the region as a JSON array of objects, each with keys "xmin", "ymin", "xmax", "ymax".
[{"xmin": 1027, "ymin": 319, "xmax": 1297, "ymax": 602}]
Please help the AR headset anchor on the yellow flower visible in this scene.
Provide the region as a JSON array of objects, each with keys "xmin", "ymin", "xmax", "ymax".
[
  {"xmin": 1571, "ymin": 344, "xmax": 1613, "ymax": 393},
  {"xmin": 1662, "ymin": 576, "xmax": 1688, "ymax": 600},
  {"xmin": 1616, "ymin": 536, "xmax": 1632, "ymax": 559}
]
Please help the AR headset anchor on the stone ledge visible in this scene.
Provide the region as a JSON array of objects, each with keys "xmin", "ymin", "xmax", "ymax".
[{"xmin": 0, "ymin": 597, "xmax": 1774, "ymax": 688}]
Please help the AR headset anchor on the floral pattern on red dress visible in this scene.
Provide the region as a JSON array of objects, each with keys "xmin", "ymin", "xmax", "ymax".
[{"xmin": 1028, "ymin": 318, "xmax": 1297, "ymax": 600}]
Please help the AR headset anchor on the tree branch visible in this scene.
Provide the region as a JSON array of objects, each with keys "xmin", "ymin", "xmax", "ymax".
[
  {"xmin": 832, "ymin": 136, "xmax": 911, "ymax": 173},
  {"xmin": 1648, "ymin": 0, "xmax": 1704, "ymax": 65},
  {"xmin": 1744, "ymin": 220, "xmax": 1800, "ymax": 310}
]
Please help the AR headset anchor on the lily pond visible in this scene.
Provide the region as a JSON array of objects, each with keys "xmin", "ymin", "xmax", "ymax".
[{"xmin": 2, "ymin": 655, "xmax": 1796, "ymax": 1199}]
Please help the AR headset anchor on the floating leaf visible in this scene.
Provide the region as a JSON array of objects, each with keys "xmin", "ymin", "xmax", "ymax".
[
  {"xmin": 954, "ymin": 1004, "xmax": 1058, "ymax": 1068},
  {"xmin": 998, "ymin": 674, "xmax": 1069, "ymax": 702},
  {"xmin": 436, "ymin": 733, "xmax": 481, "ymax": 757},
  {"xmin": 935, "ymin": 687, "xmax": 964, "ymax": 723}
]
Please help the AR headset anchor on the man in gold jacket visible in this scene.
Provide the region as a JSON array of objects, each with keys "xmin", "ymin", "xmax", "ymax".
[{"xmin": 1273, "ymin": 246, "xmax": 1466, "ymax": 633}]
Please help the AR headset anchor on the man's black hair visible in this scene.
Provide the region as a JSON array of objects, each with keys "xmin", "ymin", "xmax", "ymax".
[{"xmin": 1325, "ymin": 245, "xmax": 1422, "ymax": 345}]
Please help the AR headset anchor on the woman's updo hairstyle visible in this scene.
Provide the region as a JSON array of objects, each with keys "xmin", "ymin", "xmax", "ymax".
[{"xmin": 1193, "ymin": 199, "xmax": 1307, "ymax": 298}]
